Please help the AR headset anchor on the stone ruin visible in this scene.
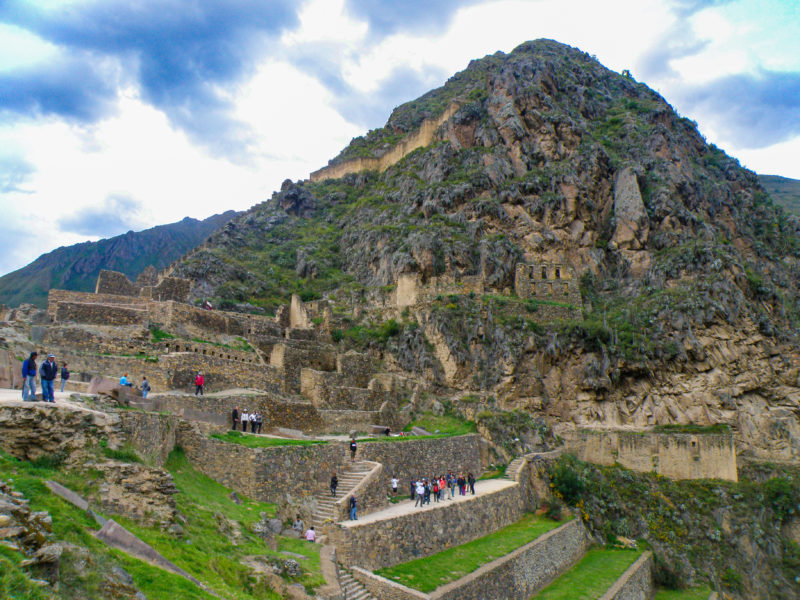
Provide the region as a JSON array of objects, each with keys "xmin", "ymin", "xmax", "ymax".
[{"xmin": 95, "ymin": 268, "xmax": 191, "ymax": 303}]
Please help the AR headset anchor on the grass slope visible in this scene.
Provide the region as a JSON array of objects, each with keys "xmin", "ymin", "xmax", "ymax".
[
  {"xmin": 760, "ymin": 174, "xmax": 800, "ymax": 216},
  {"xmin": 654, "ymin": 587, "xmax": 713, "ymax": 599},
  {"xmin": 0, "ymin": 448, "xmax": 326, "ymax": 599},
  {"xmin": 376, "ymin": 513, "xmax": 565, "ymax": 592},
  {"xmin": 533, "ymin": 548, "xmax": 643, "ymax": 599},
  {"xmin": 211, "ymin": 431, "xmax": 328, "ymax": 447}
]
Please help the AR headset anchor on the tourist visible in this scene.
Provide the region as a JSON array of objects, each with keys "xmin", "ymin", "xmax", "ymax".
[
  {"xmin": 349, "ymin": 495, "xmax": 357, "ymax": 520},
  {"xmin": 448, "ymin": 471, "xmax": 456, "ymax": 499},
  {"xmin": 391, "ymin": 475, "xmax": 398, "ymax": 497},
  {"xmin": 40, "ymin": 354, "xmax": 57, "ymax": 403},
  {"xmin": 409, "ymin": 479, "xmax": 416, "ymax": 500},
  {"xmin": 140, "ymin": 376, "xmax": 150, "ymax": 398},
  {"xmin": 458, "ymin": 473, "xmax": 466, "ymax": 496},
  {"xmin": 21, "ymin": 352, "xmax": 37, "ymax": 401},
  {"xmin": 349, "ymin": 437, "xmax": 357, "ymax": 462},
  {"xmin": 249, "ymin": 411, "xmax": 256, "ymax": 433},
  {"xmin": 468, "ymin": 472, "xmax": 476, "ymax": 495},
  {"xmin": 330, "ymin": 473, "xmax": 338, "ymax": 497},
  {"xmin": 439, "ymin": 476, "xmax": 447, "ymax": 501},
  {"xmin": 195, "ymin": 371, "xmax": 204, "ymax": 396},
  {"xmin": 433, "ymin": 478, "xmax": 440, "ymax": 503},
  {"xmin": 120, "ymin": 373, "xmax": 133, "ymax": 387},
  {"xmin": 424, "ymin": 479, "xmax": 431, "ymax": 505},
  {"xmin": 241, "ymin": 409, "xmax": 249, "ymax": 432},
  {"xmin": 305, "ymin": 526, "xmax": 316, "ymax": 543},
  {"xmin": 232, "ymin": 406, "xmax": 239, "ymax": 430},
  {"xmin": 60, "ymin": 362, "xmax": 70, "ymax": 393},
  {"xmin": 292, "ymin": 514, "xmax": 304, "ymax": 533},
  {"xmin": 414, "ymin": 480, "xmax": 425, "ymax": 507},
  {"xmin": 255, "ymin": 411, "xmax": 263, "ymax": 434}
]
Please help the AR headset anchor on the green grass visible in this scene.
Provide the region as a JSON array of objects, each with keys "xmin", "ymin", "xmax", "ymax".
[
  {"xmin": 654, "ymin": 587, "xmax": 713, "ymax": 599},
  {"xmin": 651, "ymin": 424, "xmax": 730, "ymax": 435},
  {"xmin": 479, "ymin": 464, "xmax": 507, "ymax": 480},
  {"xmin": 377, "ymin": 513, "xmax": 566, "ymax": 592},
  {"xmin": 402, "ymin": 412, "xmax": 477, "ymax": 436},
  {"xmin": 0, "ymin": 545, "xmax": 53, "ymax": 600},
  {"xmin": 533, "ymin": 548, "xmax": 643, "ymax": 599},
  {"xmin": 211, "ymin": 431, "xmax": 328, "ymax": 447}
]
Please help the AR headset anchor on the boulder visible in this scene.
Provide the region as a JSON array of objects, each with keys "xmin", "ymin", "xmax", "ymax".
[{"xmin": 611, "ymin": 166, "xmax": 649, "ymax": 250}]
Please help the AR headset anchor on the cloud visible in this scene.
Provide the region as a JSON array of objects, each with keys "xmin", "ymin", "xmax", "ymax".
[
  {"xmin": 343, "ymin": 0, "xmax": 480, "ymax": 35},
  {"xmin": 0, "ymin": 155, "xmax": 35, "ymax": 194},
  {"xmin": 679, "ymin": 69, "xmax": 800, "ymax": 148},
  {"xmin": 60, "ymin": 194, "xmax": 146, "ymax": 237},
  {"xmin": 0, "ymin": 0, "xmax": 299, "ymax": 159},
  {"xmin": 0, "ymin": 52, "xmax": 119, "ymax": 125}
]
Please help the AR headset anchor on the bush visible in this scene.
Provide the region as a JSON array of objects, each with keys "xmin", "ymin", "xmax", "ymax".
[
  {"xmin": 549, "ymin": 457, "xmax": 586, "ymax": 505},
  {"xmin": 545, "ymin": 498, "xmax": 564, "ymax": 521},
  {"xmin": 653, "ymin": 553, "xmax": 686, "ymax": 590},
  {"xmin": 764, "ymin": 477, "xmax": 800, "ymax": 521}
]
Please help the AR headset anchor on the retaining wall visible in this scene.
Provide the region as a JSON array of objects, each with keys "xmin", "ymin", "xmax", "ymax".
[
  {"xmin": 599, "ymin": 551, "xmax": 654, "ymax": 600},
  {"xmin": 576, "ymin": 430, "xmax": 738, "ymax": 481},
  {"xmin": 331, "ymin": 482, "xmax": 524, "ymax": 569}
]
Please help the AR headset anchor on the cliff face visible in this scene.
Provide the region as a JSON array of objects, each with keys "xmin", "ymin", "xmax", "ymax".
[
  {"xmin": 0, "ymin": 211, "xmax": 238, "ymax": 308},
  {"xmin": 170, "ymin": 39, "xmax": 800, "ymax": 461}
]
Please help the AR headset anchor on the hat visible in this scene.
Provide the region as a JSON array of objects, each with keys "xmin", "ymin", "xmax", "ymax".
[{"xmin": 48, "ymin": 354, "xmax": 55, "ymax": 358}]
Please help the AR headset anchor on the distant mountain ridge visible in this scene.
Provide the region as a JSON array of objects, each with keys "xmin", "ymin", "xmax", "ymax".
[
  {"xmin": 0, "ymin": 211, "xmax": 238, "ymax": 308},
  {"xmin": 759, "ymin": 174, "xmax": 800, "ymax": 216}
]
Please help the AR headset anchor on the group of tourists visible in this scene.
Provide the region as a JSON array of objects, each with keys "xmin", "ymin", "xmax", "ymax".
[
  {"xmin": 409, "ymin": 471, "xmax": 476, "ymax": 506},
  {"xmin": 21, "ymin": 351, "xmax": 70, "ymax": 402},
  {"xmin": 119, "ymin": 374, "xmax": 152, "ymax": 398},
  {"xmin": 231, "ymin": 407, "xmax": 263, "ymax": 433},
  {"xmin": 328, "ymin": 473, "xmax": 359, "ymax": 520}
]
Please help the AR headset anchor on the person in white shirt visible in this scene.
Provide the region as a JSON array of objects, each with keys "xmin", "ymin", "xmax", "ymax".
[
  {"xmin": 241, "ymin": 410, "xmax": 249, "ymax": 432},
  {"xmin": 249, "ymin": 412, "xmax": 257, "ymax": 433},
  {"xmin": 414, "ymin": 480, "xmax": 425, "ymax": 507},
  {"xmin": 305, "ymin": 526, "xmax": 316, "ymax": 542},
  {"xmin": 391, "ymin": 476, "xmax": 399, "ymax": 497}
]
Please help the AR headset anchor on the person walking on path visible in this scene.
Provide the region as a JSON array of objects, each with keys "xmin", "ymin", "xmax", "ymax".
[
  {"xmin": 256, "ymin": 412, "xmax": 263, "ymax": 434},
  {"xmin": 40, "ymin": 354, "xmax": 57, "ymax": 403},
  {"xmin": 60, "ymin": 363, "xmax": 70, "ymax": 393},
  {"xmin": 305, "ymin": 526, "xmax": 316, "ymax": 542},
  {"xmin": 391, "ymin": 475, "xmax": 399, "ymax": 497},
  {"xmin": 249, "ymin": 411, "xmax": 256, "ymax": 433},
  {"xmin": 349, "ymin": 438, "xmax": 357, "ymax": 462},
  {"xmin": 457, "ymin": 473, "xmax": 466, "ymax": 496},
  {"xmin": 349, "ymin": 495, "xmax": 357, "ymax": 520},
  {"xmin": 433, "ymin": 479, "xmax": 440, "ymax": 503},
  {"xmin": 414, "ymin": 480, "xmax": 425, "ymax": 507},
  {"xmin": 140, "ymin": 376, "xmax": 151, "ymax": 398},
  {"xmin": 330, "ymin": 473, "xmax": 338, "ymax": 497},
  {"xmin": 194, "ymin": 372, "xmax": 204, "ymax": 396},
  {"xmin": 241, "ymin": 409, "xmax": 249, "ymax": 432},
  {"xmin": 468, "ymin": 472, "xmax": 476, "ymax": 495},
  {"xmin": 232, "ymin": 407, "xmax": 239, "ymax": 430},
  {"xmin": 21, "ymin": 352, "xmax": 37, "ymax": 401}
]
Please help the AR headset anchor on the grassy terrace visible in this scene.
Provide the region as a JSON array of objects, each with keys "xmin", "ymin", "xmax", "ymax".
[
  {"xmin": 532, "ymin": 548, "xmax": 643, "ymax": 599},
  {"xmin": 376, "ymin": 513, "xmax": 566, "ymax": 592},
  {"xmin": 0, "ymin": 448, "xmax": 325, "ymax": 599},
  {"xmin": 654, "ymin": 587, "xmax": 713, "ymax": 599},
  {"xmin": 211, "ymin": 431, "xmax": 327, "ymax": 447}
]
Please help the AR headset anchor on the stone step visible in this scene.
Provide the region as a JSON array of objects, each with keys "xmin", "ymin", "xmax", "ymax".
[{"xmin": 338, "ymin": 566, "xmax": 377, "ymax": 600}]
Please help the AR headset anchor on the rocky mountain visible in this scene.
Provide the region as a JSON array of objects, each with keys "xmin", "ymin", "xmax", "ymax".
[
  {"xmin": 760, "ymin": 174, "xmax": 800, "ymax": 216},
  {"xmin": 173, "ymin": 38, "xmax": 800, "ymax": 462},
  {"xmin": 0, "ymin": 211, "xmax": 238, "ymax": 308}
]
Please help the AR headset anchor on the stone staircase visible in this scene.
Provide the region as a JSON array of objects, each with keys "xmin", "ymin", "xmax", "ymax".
[
  {"xmin": 505, "ymin": 456, "xmax": 527, "ymax": 481},
  {"xmin": 312, "ymin": 460, "xmax": 373, "ymax": 526},
  {"xmin": 338, "ymin": 566, "xmax": 377, "ymax": 600}
]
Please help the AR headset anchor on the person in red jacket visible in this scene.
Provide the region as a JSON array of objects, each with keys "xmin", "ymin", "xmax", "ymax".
[{"xmin": 194, "ymin": 371, "xmax": 204, "ymax": 396}]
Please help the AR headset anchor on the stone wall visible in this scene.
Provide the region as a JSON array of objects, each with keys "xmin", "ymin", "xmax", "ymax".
[
  {"xmin": 331, "ymin": 482, "xmax": 524, "ymax": 569},
  {"xmin": 575, "ymin": 429, "xmax": 738, "ymax": 481},
  {"xmin": 351, "ymin": 568, "xmax": 428, "ymax": 600},
  {"xmin": 118, "ymin": 411, "xmax": 179, "ymax": 466},
  {"xmin": 356, "ymin": 435, "xmax": 482, "ymax": 488},
  {"xmin": 433, "ymin": 519, "xmax": 590, "ymax": 600},
  {"xmin": 333, "ymin": 461, "xmax": 388, "ymax": 522},
  {"xmin": 96, "ymin": 269, "xmax": 138, "ymax": 297},
  {"xmin": 136, "ymin": 393, "xmax": 326, "ymax": 433},
  {"xmin": 47, "ymin": 289, "xmax": 147, "ymax": 317},
  {"xmin": 310, "ymin": 104, "xmax": 459, "ymax": 182},
  {"xmin": 55, "ymin": 302, "xmax": 147, "ymax": 326},
  {"xmin": 599, "ymin": 551, "xmax": 653, "ymax": 600}
]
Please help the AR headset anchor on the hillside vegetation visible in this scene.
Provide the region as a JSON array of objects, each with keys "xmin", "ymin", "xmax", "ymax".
[{"xmin": 0, "ymin": 211, "xmax": 237, "ymax": 308}]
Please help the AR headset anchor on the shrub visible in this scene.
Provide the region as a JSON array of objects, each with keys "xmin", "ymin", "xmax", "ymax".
[
  {"xmin": 549, "ymin": 457, "xmax": 586, "ymax": 505},
  {"xmin": 764, "ymin": 477, "xmax": 800, "ymax": 521}
]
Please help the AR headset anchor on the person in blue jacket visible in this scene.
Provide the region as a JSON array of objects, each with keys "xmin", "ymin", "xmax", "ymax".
[
  {"xmin": 21, "ymin": 352, "xmax": 37, "ymax": 401},
  {"xmin": 40, "ymin": 354, "xmax": 58, "ymax": 403}
]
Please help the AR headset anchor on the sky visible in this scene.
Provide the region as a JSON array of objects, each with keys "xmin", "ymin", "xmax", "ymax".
[{"xmin": 0, "ymin": 0, "xmax": 799, "ymax": 276}]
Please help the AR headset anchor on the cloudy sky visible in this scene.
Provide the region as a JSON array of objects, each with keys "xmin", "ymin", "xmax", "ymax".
[{"xmin": 1, "ymin": 0, "xmax": 799, "ymax": 276}]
